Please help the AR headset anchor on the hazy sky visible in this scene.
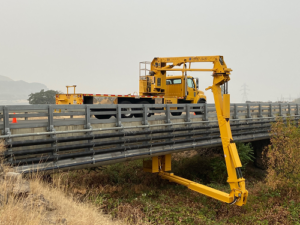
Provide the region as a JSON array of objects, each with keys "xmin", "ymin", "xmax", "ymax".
[{"xmin": 0, "ymin": 0, "xmax": 299, "ymax": 103}]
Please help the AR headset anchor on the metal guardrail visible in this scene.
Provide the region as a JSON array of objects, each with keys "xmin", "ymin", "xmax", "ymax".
[
  {"xmin": 0, "ymin": 103, "xmax": 299, "ymax": 134},
  {"xmin": 0, "ymin": 103, "xmax": 299, "ymax": 173},
  {"xmin": 0, "ymin": 103, "xmax": 209, "ymax": 132}
]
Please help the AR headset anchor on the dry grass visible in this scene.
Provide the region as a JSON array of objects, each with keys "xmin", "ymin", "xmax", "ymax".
[
  {"xmin": 264, "ymin": 119, "xmax": 300, "ymax": 190},
  {"xmin": 0, "ymin": 140, "xmax": 4, "ymax": 154},
  {"xmin": 0, "ymin": 143, "xmax": 124, "ymax": 225}
]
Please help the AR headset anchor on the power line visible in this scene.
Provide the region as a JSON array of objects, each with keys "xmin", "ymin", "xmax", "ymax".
[
  {"xmin": 240, "ymin": 83, "xmax": 250, "ymax": 103},
  {"xmin": 278, "ymin": 94, "xmax": 299, "ymax": 102}
]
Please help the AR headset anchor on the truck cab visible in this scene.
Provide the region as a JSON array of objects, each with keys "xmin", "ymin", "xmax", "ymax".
[
  {"xmin": 139, "ymin": 61, "xmax": 206, "ymax": 105},
  {"xmin": 165, "ymin": 75, "xmax": 206, "ymax": 104}
]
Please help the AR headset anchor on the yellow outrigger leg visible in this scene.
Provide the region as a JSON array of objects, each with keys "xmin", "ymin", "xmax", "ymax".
[{"xmin": 143, "ymin": 56, "xmax": 248, "ymax": 206}]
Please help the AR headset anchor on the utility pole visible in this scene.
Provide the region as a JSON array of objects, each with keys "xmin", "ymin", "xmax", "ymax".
[{"xmin": 240, "ymin": 83, "xmax": 250, "ymax": 103}]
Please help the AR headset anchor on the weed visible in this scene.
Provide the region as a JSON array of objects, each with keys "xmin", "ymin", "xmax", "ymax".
[{"xmin": 236, "ymin": 142, "xmax": 255, "ymax": 171}]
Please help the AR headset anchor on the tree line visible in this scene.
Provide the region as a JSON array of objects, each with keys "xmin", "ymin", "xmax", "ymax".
[{"xmin": 28, "ymin": 89, "xmax": 60, "ymax": 104}]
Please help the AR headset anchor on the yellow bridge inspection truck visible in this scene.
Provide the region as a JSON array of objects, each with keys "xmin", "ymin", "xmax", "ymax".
[
  {"xmin": 56, "ymin": 56, "xmax": 248, "ymax": 206},
  {"xmin": 56, "ymin": 58, "xmax": 207, "ymax": 119}
]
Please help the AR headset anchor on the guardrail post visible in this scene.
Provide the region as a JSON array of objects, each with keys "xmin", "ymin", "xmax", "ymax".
[
  {"xmin": 246, "ymin": 104, "xmax": 252, "ymax": 118},
  {"xmin": 165, "ymin": 105, "xmax": 171, "ymax": 123},
  {"xmin": 185, "ymin": 104, "xmax": 190, "ymax": 122},
  {"xmin": 279, "ymin": 104, "xmax": 282, "ymax": 117},
  {"xmin": 115, "ymin": 105, "xmax": 125, "ymax": 157},
  {"xmin": 2, "ymin": 106, "xmax": 12, "ymax": 163},
  {"xmin": 164, "ymin": 104, "xmax": 172, "ymax": 153},
  {"xmin": 25, "ymin": 112, "xmax": 28, "ymax": 121},
  {"xmin": 142, "ymin": 104, "xmax": 149, "ymax": 125},
  {"xmin": 288, "ymin": 104, "xmax": 291, "ymax": 116},
  {"xmin": 116, "ymin": 105, "xmax": 122, "ymax": 127},
  {"xmin": 47, "ymin": 105, "xmax": 58, "ymax": 164},
  {"xmin": 203, "ymin": 103, "xmax": 208, "ymax": 121},
  {"xmin": 3, "ymin": 106, "xmax": 10, "ymax": 135},
  {"xmin": 84, "ymin": 105, "xmax": 91, "ymax": 129},
  {"xmin": 47, "ymin": 105, "xmax": 54, "ymax": 132},
  {"xmin": 233, "ymin": 104, "xmax": 238, "ymax": 119},
  {"xmin": 185, "ymin": 104, "xmax": 192, "ymax": 140},
  {"xmin": 268, "ymin": 104, "xmax": 273, "ymax": 117},
  {"xmin": 258, "ymin": 104, "xmax": 262, "ymax": 117},
  {"xmin": 84, "ymin": 105, "xmax": 94, "ymax": 152}
]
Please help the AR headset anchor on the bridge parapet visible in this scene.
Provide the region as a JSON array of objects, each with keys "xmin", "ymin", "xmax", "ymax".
[{"xmin": 0, "ymin": 103, "xmax": 299, "ymax": 173}]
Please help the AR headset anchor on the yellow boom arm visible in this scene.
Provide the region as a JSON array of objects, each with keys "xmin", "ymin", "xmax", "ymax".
[{"xmin": 144, "ymin": 56, "xmax": 248, "ymax": 206}]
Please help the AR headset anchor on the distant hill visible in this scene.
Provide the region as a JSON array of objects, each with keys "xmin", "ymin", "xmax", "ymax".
[
  {"xmin": 0, "ymin": 75, "xmax": 13, "ymax": 82},
  {"xmin": 0, "ymin": 75, "xmax": 47, "ymax": 104}
]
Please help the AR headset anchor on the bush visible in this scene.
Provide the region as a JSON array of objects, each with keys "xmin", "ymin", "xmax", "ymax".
[
  {"xmin": 264, "ymin": 119, "xmax": 300, "ymax": 190},
  {"xmin": 173, "ymin": 143, "xmax": 255, "ymax": 184},
  {"xmin": 235, "ymin": 142, "xmax": 255, "ymax": 171},
  {"xmin": 209, "ymin": 142, "xmax": 254, "ymax": 182}
]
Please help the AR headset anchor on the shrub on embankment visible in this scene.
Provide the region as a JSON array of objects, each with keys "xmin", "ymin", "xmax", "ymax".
[
  {"xmin": 171, "ymin": 142, "xmax": 254, "ymax": 184},
  {"xmin": 264, "ymin": 119, "xmax": 300, "ymax": 191}
]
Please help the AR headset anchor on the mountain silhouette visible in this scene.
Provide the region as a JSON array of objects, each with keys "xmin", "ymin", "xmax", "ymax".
[{"xmin": 0, "ymin": 75, "xmax": 47, "ymax": 104}]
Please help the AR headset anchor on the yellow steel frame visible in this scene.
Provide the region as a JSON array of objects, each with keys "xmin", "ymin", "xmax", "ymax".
[
  {"xmin": 66, "ymin": 85, "xmax": 77, "ymax": 94},
  {"xmin": 144, "ymin": 56, "xmax": 248, "ymax": 206}
]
